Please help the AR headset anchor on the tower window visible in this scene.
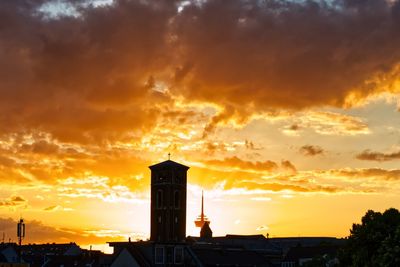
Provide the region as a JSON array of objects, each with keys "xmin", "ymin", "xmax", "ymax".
[
  {"xmin": 157, "ymin": 171, "xmax": 167, "ymax": 183},
  {"xmin": 157, "ymin": 190, "xmax": 163, "ymax": 209},
  {"xmin": 174, "ymin": 173, "xmax": 181, "ymax": 184},
  {"xmin": 174, "ymin": 191, "xmax": 180, "ymax": 209}
]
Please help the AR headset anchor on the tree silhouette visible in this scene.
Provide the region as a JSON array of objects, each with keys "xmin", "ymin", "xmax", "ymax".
[{"xmin": 339, "ymin": 208, "xmax": 400, "ymax": 267}]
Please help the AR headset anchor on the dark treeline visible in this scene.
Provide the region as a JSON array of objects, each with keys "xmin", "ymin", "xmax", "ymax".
[{"xmin": 305, "ymin": 208, "xmax": 400, "ymax": 267}]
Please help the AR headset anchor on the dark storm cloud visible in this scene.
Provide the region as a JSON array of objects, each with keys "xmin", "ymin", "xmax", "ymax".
[
  {"xmin": 0, "ymin": 0, "xmax": 177, "ymax": 143},
  {"xmin": 173, "ymin": 0, "xmax": 400, "ymax": 126},
  {"xmin": 2, "ymin": 0, "xmax": 400, "ymax": 142}
]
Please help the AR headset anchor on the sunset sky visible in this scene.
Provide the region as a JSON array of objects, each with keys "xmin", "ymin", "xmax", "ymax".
[{"xmin": 1, "ymin": 0, "xmax": 400, "ymax": 252}]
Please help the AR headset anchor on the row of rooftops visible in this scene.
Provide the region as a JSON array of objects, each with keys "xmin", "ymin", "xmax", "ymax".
[
  {"xmin": 0, "ymin": 235, "xmax": 345, "ymax": 267},
  {"xmin": 107, "ymin": 235, "xmax": 345, "ymax": 266}
]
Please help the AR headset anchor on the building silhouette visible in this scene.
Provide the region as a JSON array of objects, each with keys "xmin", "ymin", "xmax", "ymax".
[
  {"xmin": 200, "ymin": 222, "xmax": 212, "ymax": 239},
  {"xmin": 149, "ymin": 159, "xmax": 189, "ymax": 243}
]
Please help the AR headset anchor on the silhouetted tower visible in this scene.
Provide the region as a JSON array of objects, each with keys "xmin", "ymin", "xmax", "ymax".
[
  {"xmin": 200, "ymin": 222, "xmax": 212, "ymax": 239},
  {"xmin": 17, "ymin": 218, "xmax": 25, "ymax": 262},
  {"xmin": 17, "ymin": 218, "xmax": 25, "ymax": 246},
  {"xmin": 195, "ymin": 191, "xmax": 210, "ymax": 229},
  {"xmin": 149, "ymin": 159, "xmax": 189, "ymax": 242}
]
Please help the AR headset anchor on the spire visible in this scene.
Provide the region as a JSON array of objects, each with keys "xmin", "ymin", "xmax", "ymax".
[
  {"xmin": 195, "ymin": 190, "xmax": 210, "ymax": 228},
  {"xmin": 201, "ymin": 190, "xmax": 204, "ymax": 221}
]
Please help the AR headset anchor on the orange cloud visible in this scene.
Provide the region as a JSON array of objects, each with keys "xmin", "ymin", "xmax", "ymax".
[
  {"xmin": 174, "ymin": 0, "xmax": 400, "ymax": 112},
  {"xmin": 0, "ymin": 0, "xmax": 176, "ymax": 144},
  {"xmin": 204, "ymin": 156, "xmax": 279, "ymax": 172},
  {"xmin": 0, "ymin": 195, "xmax": 27, "ymax": 207},
  {"xmin": 0, "ymin": 0, "xmax": 399, "ymax": 145},
  {"xmin": 329, "ymin": 168, "xmax": 400, "ymax": 181},
  {"xmin": 43, "ymin": 205, "xmax": 74, "ymax": 212},
  {"xmin": 57, "ymin": 176, "xmax": 148, "ymax": 204},
  {"xmin": 356, "ymin": 149, "xmax": 400, "ymax": 162},
  {"xmin": 0, "ymin": 217, "xmax": 141, "ymax": 245},
  {"xmin": 281, "ymin": 160, "xmax": 297, "ymax": 174},
  {"xmin": 303, "ymin": 111, "xmax": 370, "ymax": 136},
  {"xmin": 300, "ymin": 145, "xmax": 324, "ymax": 156},
  {"xmin": 238, "ymin": 181, "xmax": 340, "ymax": 193}
]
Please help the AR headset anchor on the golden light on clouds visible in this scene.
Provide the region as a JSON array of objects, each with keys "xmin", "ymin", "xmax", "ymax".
[{"xmin": 1, "ymin": 0, "xmax": 400, "ymax": 249}]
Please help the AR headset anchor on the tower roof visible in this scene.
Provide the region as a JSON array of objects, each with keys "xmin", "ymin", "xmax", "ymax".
[
  {"xmin": 148, "ymin": 160, "xmax": 189, "ymax": 170},
  {"xmin": 200, "ymin": 221, "xmax": 213, "ymax": 238}
]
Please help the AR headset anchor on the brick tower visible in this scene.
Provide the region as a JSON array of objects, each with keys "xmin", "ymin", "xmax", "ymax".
[{"xmin": 149, "ymin": 159, "xmax": 189, "ymax": 242}]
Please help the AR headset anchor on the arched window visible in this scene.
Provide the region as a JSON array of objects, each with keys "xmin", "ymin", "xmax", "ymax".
[
  {"xmin": 174, "ymin": 191, "xmax": 180, "ymax": 209},
  {"xmin": 157, "ymin": 190, "xmax": 163, "ymax": 209}
]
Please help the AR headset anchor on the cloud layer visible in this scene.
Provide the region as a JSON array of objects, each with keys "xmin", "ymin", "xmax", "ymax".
[
  {"xmin": 174, "ymin": 0, "xmax": 400, "ymax": 110},
  {"xmin": 1, "ymin": 0, "xmax": 400, "ymax": 144},
  {"xmin": 2, "ymin": 0, "xmax": 400, "ymax": 243}
]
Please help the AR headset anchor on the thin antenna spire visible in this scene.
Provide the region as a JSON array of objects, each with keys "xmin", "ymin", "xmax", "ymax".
[
  {"xmin": 201, "ymin": 190, "xmax": 204, "ymax": 221},
  {"xmin": 168, "ymin": 153, "xmax": 171, "ymax": 160},
  {"xmin": 195, "ymin": 190, "xmax": 210, "ymax": 228}
]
